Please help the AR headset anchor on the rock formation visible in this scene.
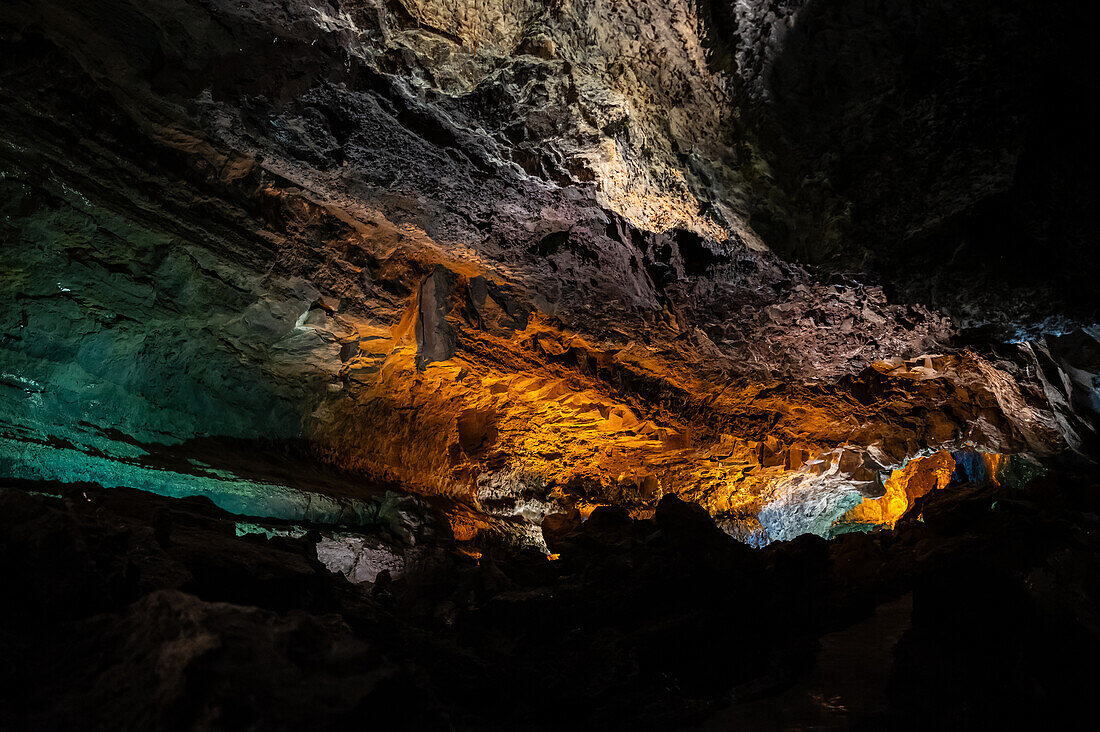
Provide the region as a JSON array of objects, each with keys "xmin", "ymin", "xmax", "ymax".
[{"xmin": 1, "ymin": 0, "xmax": 1098, "ymax": 728}]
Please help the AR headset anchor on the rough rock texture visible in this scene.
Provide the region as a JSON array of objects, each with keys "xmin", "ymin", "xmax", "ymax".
[
  {"xmin": 5, "ymin": 0, "xmax": 1093, "ymax": 549},
  {"xmin": 2, "ymin": 1, "xmax": 1100, "ymax": 726}
]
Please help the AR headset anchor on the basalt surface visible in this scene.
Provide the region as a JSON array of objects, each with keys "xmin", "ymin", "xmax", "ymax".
[
  {"xmin": 2, "ymin": 0, "xmax": 1099, "ymax": 728},
  {"xmin": 4, "ymin": 0, "xmax": 1095, "ymax": 546}
]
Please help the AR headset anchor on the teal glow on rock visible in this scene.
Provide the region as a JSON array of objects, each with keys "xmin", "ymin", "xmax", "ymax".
[
  {"xmin": 0, "ymin": 436, "xmax": 385, "ymax": 526},
  {"xmin": 0, "ymin": 162, "xmax": 346, "ymax": 508}
]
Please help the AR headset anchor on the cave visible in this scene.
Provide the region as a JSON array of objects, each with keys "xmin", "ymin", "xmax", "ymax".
[{"xmin": 2, "ymin": 1, "xmax": 1099, "ymax": 728}]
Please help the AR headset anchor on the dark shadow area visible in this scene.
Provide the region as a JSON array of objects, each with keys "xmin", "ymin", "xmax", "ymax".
[
  {"xmin": 4, "ymin": 464, "xmax": 1100, "ymax": 729},
  {"xmin": 730, "ymin": 0, "xmax": 1100, "ymax": 327}
]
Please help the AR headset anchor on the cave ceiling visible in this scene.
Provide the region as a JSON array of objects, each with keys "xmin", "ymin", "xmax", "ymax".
[
  {"xmin": 5, "ymin": 1, "xmax": 1100, "ymax": 728},
  {"xmin": 2, "ymin": 0, "xmax": 1098, "ymax": 547}
]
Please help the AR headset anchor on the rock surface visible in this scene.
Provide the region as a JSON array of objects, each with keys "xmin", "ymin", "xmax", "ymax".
[
  {"xmin": 3, "ymin": 0, "xmax": 1091, "ymax": 546},
  {"xmin": 1, "ymin": 1, "xmax": 1099, "ymax": 727},
  {"xmin": 705, "ymin": 0, "xmax": 1100, "ymax": 329}
]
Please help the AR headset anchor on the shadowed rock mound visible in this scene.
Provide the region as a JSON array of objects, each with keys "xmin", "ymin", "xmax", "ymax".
[{"xmin": 3, "ymin": 471, "xmax": 1100, "ymax": 728}]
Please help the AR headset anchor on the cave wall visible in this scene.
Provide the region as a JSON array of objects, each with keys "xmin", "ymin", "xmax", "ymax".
[
  {"xmin": 3, "ymin": 4, "xmax": 1100, "ymax": 727},
  {"xmin": 1, "ymin": 0, "xmax": 1095, "ymax": 543}
]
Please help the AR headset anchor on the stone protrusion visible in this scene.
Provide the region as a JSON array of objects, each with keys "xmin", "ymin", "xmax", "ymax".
[{"xmin": 414, "ymin": 266, "xmax": 459, "ymax": 371}]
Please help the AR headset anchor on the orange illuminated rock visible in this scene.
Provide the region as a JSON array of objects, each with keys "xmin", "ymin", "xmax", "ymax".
[{"xmin": 837, "ymin": 450, "xmax": 1020, "ymax": 531}]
